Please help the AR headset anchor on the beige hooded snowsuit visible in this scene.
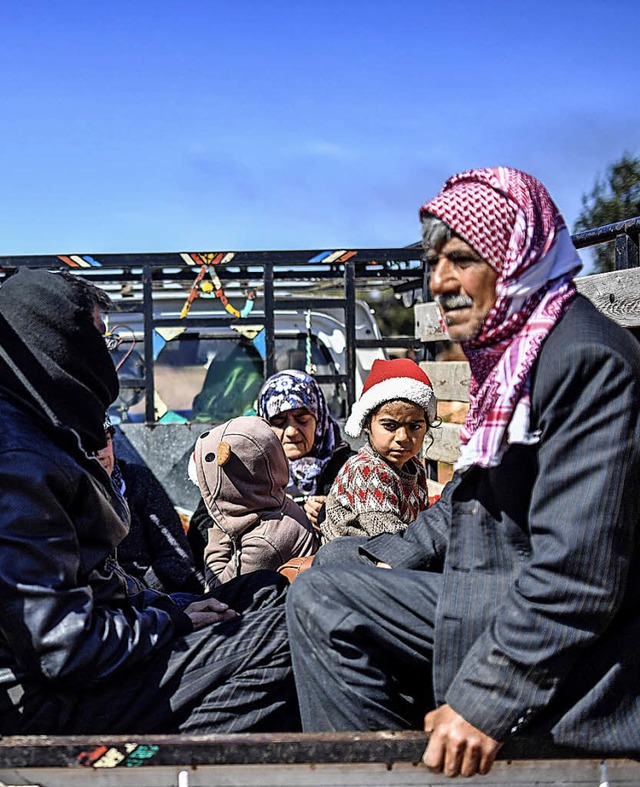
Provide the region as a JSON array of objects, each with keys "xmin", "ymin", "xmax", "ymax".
[{"xmin": 194, "ymin": 416, "xmax": 319, "ymax": 589}]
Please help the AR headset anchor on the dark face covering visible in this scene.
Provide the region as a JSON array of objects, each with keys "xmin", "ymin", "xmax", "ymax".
[{"xmin": 0, "ymin": 268, "xmax": 119, "ymax": 452}]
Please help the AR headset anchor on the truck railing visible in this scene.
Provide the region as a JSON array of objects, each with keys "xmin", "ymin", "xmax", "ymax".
[
  {"xmin": 1, "ymin": 217, "xmax": 637, "ymax": 417},
  {"xmin": 0, "ymin": 247, "xmax": 426, "ymax": 422},
  {"xmin": 2, "ymin": 225, "xmax": 640, "ymax": 784},
  {"xmin": 0, "ymin": 730, "xmax": 637, "ymax": 786},
  {"xmin": 571, "ymin": 216, "xmax": 640, "ymax": 269}
]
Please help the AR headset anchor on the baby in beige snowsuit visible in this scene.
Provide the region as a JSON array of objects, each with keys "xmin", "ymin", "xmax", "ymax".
[{"xmin": 192, "ymin": 415, "xmax": 319, "ymax": 589}]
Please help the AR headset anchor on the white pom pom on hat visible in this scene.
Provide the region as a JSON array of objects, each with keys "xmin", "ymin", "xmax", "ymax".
[{"xmin": 345, "ymin": 358, "xmax": 437, "ymax": 438}]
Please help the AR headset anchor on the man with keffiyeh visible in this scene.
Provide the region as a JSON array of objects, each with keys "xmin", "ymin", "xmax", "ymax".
[{"xmin": 287, "ymin": 167, "xmax": 640, "ymax": 776}]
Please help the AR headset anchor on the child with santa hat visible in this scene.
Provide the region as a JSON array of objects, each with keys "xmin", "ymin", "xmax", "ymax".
[{"xmin": 320, "ymin": 358, "xmax": 437, "ymax": 542}]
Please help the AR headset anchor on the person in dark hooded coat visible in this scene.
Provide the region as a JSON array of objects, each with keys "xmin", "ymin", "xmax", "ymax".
[{"xmin": 0, "ymin": 268, "xmax": 298, "ymax": 735}]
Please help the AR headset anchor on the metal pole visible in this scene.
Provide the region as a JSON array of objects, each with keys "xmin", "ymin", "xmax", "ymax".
[
  {"xmin": 615, "ymin": 232, "xmax": 639, "ymax": 270},
  {"xmin": 264, "ymin": 263, "xmax": 276, "ymax": 379},
  {"xmin": 344, "ymin": 260, "xmax": 356, "ymax": 409},
  {"xmin": 142, "ymin": 263, "xmax": 156, "ymax": 423}
]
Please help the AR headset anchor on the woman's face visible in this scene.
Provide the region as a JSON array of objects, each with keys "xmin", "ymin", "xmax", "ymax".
[
  {"xmin": 95, "ymin": 431, "xmax": 115, "ymax": 476},
  {"xmin": 367, "ymin": 400, "xmax": 427, "ymax": 470},
  {"xmin": 269, "ymin": 407, "xmax": 317, "ymax": 461}
]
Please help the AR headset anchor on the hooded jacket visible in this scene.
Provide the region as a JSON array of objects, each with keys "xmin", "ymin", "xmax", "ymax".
[
  {"xmin": 0, "ymin": 270, "xmax": 190, "ymax": 728},
  {"xmin": 194, "ymin": 416, "xmax": 319, "ymax": 588}
]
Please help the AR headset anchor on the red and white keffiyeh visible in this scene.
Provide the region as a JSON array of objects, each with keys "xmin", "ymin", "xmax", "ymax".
[{"xmin": 420, "ymin": 167, "xmax": 583, "ymax": 469}]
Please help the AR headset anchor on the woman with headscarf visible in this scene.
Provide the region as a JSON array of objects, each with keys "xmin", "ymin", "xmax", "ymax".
[
  {"xmin": 187, "ymin": 369, "xmax": 353, "ymax": 568},
  {"xmin": 257, "ymin": 369, "xmax": 354, "ymax": 521}
]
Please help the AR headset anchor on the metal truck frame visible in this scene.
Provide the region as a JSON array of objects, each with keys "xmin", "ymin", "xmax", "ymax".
[{"xmin": 0, "ymin": 217, "xmax": 639, "ymax": 785}]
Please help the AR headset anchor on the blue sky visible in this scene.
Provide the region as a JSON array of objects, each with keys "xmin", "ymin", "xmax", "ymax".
[{"xmin": 1, "ymin": 0, "xmax": 638, "ymax": 266}]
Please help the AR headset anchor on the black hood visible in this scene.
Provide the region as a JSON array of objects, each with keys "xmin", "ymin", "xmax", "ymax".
[{"xmin": 0, "ymin": 268, "xmax": 119, "ymax": 452}]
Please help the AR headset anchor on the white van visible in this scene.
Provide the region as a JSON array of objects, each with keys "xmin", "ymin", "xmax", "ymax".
[{"xmin": 107, "ymin": 298, "xmax": 387, "ymax": 425}]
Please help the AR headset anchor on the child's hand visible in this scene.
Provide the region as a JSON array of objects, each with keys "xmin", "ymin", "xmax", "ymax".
[{"xmin": 304, "ymin": 495, "xmax": 326, "ymax": 526}]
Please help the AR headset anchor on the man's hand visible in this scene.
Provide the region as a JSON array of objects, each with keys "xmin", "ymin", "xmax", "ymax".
[
  {"xmin": 183, "ymin": 598, "xmax": 238, "ymax": 630},
  {"xmin": 303, "ymin": 495, "xmax": 326, "ymax": 526},
  {"xmin": 423, "ymin": 704, "xmax": 501, "ymax": 778}
]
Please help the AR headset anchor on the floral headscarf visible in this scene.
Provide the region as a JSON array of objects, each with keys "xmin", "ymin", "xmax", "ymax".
[
  {"xmin": 257, "ymin": 369, "xmax": 344, "ymax": 495},
  {"xmin": 420, "ymin": 166, "xmax": 583, "ymax": 469}
]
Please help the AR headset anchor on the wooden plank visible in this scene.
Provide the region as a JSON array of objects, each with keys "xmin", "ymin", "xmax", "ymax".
[
  {"xmin": 414, "ymin": 302, "xmax": 448, "ymax": 343},
  {"xmin": 576, "ymin": 267, "xmax": 640, "ymax": 327},
  {"xmin": 416, "ymin": 269, "xmax": 640, "ymax": 339},
  {"xmin": 421, "ymin": 361, "xmax": 470, "ymax": 402},
  {"xmin": 426, "ymin": 478, "xmax": 445, "ymax": 497},
  {"xmin": 426, "ymin": 422, "xmax": 462, "ymax": 464}
]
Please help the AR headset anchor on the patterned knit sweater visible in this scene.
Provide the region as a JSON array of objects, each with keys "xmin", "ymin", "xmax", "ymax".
[{"xmin": 321, "ymin": 442, "xmax": 429, "ymax": 542}]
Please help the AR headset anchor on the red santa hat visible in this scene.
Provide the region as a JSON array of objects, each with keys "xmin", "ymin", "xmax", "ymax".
[{"xmin": 345, "ymin": 358, "xmax": 437, "ymax": 438}]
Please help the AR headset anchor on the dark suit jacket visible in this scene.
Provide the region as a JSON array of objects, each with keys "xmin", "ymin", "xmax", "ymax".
[{"xmin": 366, "ymin": 295, "xmax": 640, "ymax": 752}]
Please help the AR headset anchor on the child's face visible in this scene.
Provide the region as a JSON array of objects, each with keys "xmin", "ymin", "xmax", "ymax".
[
  {"xmin": 94, "ymin": 431, "xmax": 115, "ymax": 476},
  {"xmin": 367, "ymin": 401, "xmax": 428, "ymax": 470}
]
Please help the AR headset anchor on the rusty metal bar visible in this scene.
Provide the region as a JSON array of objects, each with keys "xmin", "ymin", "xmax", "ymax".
[{"xmin": 0, "ymin": 731, "xmax": 623, "ymax": 769}]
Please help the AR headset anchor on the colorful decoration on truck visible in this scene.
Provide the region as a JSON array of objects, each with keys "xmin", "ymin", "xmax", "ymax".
[
  {"xmin": 77, "ymin": 742, "xmax": 159, "ymax": 768},
  {"xmin": 307, "ymin": 249, "xmax": 358, "ymax": 264},
  {"xmin": 57, "ymin": 254, "xmax": 102, "ymax": 268},
  {"xmin": 180, "ymin": 252, "xmax": 255, "ymax": 319}
]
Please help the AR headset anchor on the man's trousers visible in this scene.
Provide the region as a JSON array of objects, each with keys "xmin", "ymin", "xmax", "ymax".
[
  {"xmin": 286, "ymin": 556, "xmax": 441, "ymax": 731},
  {"xmin": 12, "ymin": 570, "xmax": 299, "ymax": 734}
]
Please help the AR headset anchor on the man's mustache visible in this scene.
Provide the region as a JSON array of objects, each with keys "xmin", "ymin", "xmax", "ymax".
[{"xmin": 435, "ymin": 294, "xmax": 474, "ymax": 311}]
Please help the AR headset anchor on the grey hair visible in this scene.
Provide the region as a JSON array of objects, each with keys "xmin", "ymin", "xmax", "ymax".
[{"xmin": 420, "ymin": 213, "xmax": 453, "ymax": 256}]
